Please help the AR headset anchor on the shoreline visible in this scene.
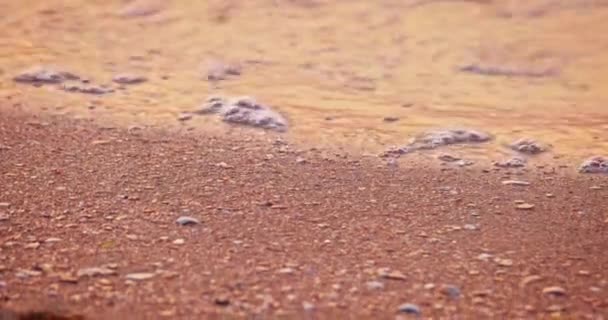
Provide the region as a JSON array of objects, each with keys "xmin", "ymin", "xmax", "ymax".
[
  {"xmin": 0, "ymin": 109, "xmax": 607, "ymax": 319},
  {"xmin": 1, "ymin": 103, "xmax": 600, "ymax": 174}
]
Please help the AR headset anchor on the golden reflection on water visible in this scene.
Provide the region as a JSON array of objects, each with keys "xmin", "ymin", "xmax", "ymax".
[{"xmin": 1, "ymin": 0, "xmax": 607, "ymax": 160}]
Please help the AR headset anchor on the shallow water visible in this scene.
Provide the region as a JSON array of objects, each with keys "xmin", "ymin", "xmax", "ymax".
[{"xmin": 1, "ymin": 0, "xmax": 607, "ymax": 161}]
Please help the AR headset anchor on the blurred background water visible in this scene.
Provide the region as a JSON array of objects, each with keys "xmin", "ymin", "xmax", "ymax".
[{"xmin": 1, "ymin": 0, "xmax": 607, "ymax": 160}]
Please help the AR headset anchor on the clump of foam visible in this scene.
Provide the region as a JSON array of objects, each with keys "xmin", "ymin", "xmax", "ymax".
[
  {"xmin": 579, "ymin": 156, "xmax": 608, "ymax": 174},
  {"xmin": 494, "ymin": 157, "xmax": 527, "ymax": 168},
  {"xmin": 383, "ymin": 128, "xmax": 491, "ymax": 157},
  {"xmin": 196, "ymin": 96, "xmax": 288, "ymax": 132},
  {"xmin": 13, "ymin": 66, "xmax": 79, "ymax": 84},
  {"xmin": 509, "ymin": 138, "xmax": 546, "ymax": 154}
]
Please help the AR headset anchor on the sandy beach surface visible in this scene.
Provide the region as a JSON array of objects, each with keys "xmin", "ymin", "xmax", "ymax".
[{"xmin": 0, "ymin": 109, "xmax": 607, "ymax": 319}]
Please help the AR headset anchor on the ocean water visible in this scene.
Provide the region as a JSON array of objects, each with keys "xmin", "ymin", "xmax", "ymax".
[{"xmin": 1, "ymin": 0, "xmax": 607, "ymax": 161}]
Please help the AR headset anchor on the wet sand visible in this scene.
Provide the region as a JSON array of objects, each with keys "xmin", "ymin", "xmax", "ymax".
[{"xmin": 0, "ymin": 109, "xmax": 607, "ymax": 319}]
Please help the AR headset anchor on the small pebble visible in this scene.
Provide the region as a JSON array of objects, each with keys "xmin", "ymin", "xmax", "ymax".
[
  {"xmin": 442, "ymin": 285, "xmax": 461, "ymax": 300},
  {"xmin": 172, "ymin": 238, "xmax": 185, "ymax": 245},
  {"xmin": 495, "ymin": 258, "xmax": 513, "ymax": 267},
  {"xmin": 125, "ymin": 272, "xmax": 155, "ymax": 281},
  {"xmin": 463, "ymin": 224, "xmax": 478, "ymax": 231},
  {"xmin": 366, "ymin": 281, "xmax": 385, "ymax": 290},
  {"xmin": 477, "ymin": 253, "xmax": 493, "ymax": 261},
  {"xmin": 302, "ymin": 301, "xmax": 315, "ymax": 311},
  {"xmin": 379, "ymin": 269, "xmax": 407, "ymax": 281},
  {"xmin": 214, "ymin": 296, "xmax": 230, "ymax": 306},
  {"xmin": 277, "ymin": 267, "xmax": 295, "ymax": 275},
  {"xmin": 175, "ymin": 216, "xmax": 200, "ymax": 226},
  {"xmin": 542, "ymin": 286, "xmax": 567, "ymax": 297},
  {"xmin": 501, "ymin": 180, "xmax": 530, "ymax": 186},
  {"xmin": 516, "ymin": 203, "xmax": 535, "ymax": 210},
  {"xmin": 77, "ymin": 267, "xmax": 116, "ymax": 277},
  {"xmin": 397, "ymin": 303, "xmax": 421, "ymax": 315}
]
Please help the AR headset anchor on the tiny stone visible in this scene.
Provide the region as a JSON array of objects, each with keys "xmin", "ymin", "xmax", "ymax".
[
  {"xmin": 516, "ymin": 203, "xmax": 535, "ymax": 210},
  {"xmin": 44, "ymin": 237, "xmax": 61, "ymax": 243},
  {"xmin": 397, "ymin": 303, "xmax": 421, "ymax": 315},
  {"xmin": 295, "ymin": 157, "xmax": 307, "ymax": 164},
  {"xmin": 442, "ymin": 285, "xmax": 461, "ymax": 300},
  {"xmin": 0, "ymin": 214, "xmax": 9, "ymax": 221},
  {"xmin": 172, "ymin": 238, "xmax": 185, "ymax": 245},
  {"xmin": 277, "ymin": 267, "xmax": 295, "ymax": 275},
  {"xmin": 379, "ymin": 269, "xmax": 407, "ymax": 281},
  {"xmin": 175, "ymin": 216, "xmax": 200, "ymax": 226},
  {"xmin": 463, "ymin": 224, "xmax": 478, "ymax": 231},
  {"xmin": 16, "ymin": 269, "xmax": 42, "ymax": 278},
  {"xmin": 456, "ymin": 159, "xmax": 474, "ymax": 167},
  {"xmin": 58, "ymin": 273, "xmax": 79, "ymax": 283},
  {"xmin": 365, "ymin": 281, "xmax": 385, "ymax": 290},
  {"xmin": 25, "ymin": 242, "xmax": 40, "ymax": 249},
  {"xmin": 216, "ymin": 162, "xmax": 232, "ymax": 168},
  {"xmin": 125, "ymin": 272, "xmax": 155, "ymax": 281},
  {"xmin": 91, "ymin": 140, "xmax": 111, "ymax": 145},
  {"xmin": 77, "ymin": 267, "xmax": 116, "ymax": 278},
  {"xmin": 495, "ymin": 258, "xmax": 513, "ymax": 267},
  {"xmin": 477, "ymin": 253, "xmax": 493, "ymax": 261},
  {"xmin": 542, "ymin": 286, "xmax": 567, "ymax": 297},
  {"xmin": 0, "ymin": 202, "xmax": 10, "ymax": 208},
  {"xmin": 214, "ymin": 296, "xmax": 231, "ymax": 306},
  {"xmin": 501, "ymin": 180, "xmax": 530, "ymax": 186},
  {"xmin": 302, "ymin": 301, "xmax": 315, "ymax": 311}
]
